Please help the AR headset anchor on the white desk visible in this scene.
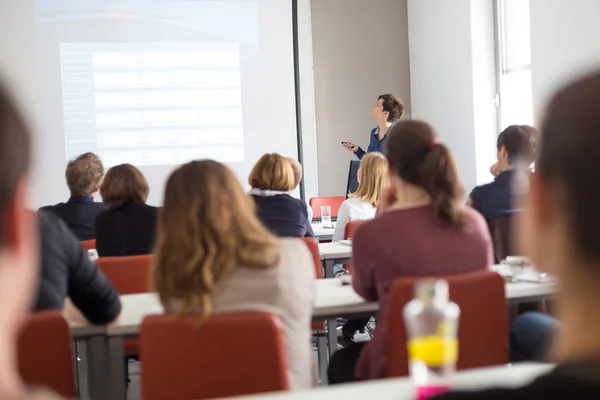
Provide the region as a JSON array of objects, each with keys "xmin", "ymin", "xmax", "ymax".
[
  {"xmin": 318, "ymin": 242, "xmax": 352, "ymax": 278},
  {"xmin": 312, "ymin": 222, "xmax": 336, "ymax": 242},
  {"xmin": 76, "ymin": 278, "xmax": 557, "ymax": 400},
  {"xmin": 224, "ymin": 363, "xmax": 553, "ymax": 400}
]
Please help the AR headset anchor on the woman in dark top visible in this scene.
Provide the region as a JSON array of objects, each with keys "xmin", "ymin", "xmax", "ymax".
[
  {"xmin": 341, "ymin": 94, "xmax": 404, "ymax": 159},
  {"xmin": 95, "ymin": 164, "xmax": 158, "ymax": 257},
  {"xmin": 248, "ymin": 153, "xmax": 314, "ymax": 238},
  {"xmin": 434, "ymin": 70, "xmax": 600, "ymax": 399}
]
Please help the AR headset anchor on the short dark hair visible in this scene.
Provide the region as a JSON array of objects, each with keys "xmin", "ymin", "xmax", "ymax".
[
  {"xmin": 538, "ymin": 71, "xmax": 600, "ymax": 263},
  {"xmin": 66, "ymin": 152, "xmax": 104, "ymax": 196},
  {"xmin": 0, "ymin": 84, "xmax": 31, "ymax": 247},
  {"xmin": 497, "ymin": 125, "xmax": 539, "ymax": 164},
  {"xmin": 378, "ymin": 94, "xmax": 405, "ymax": 123},
  {"xmin": 100, "ymin": 164, "xmax": 149, "ymax": 210}
]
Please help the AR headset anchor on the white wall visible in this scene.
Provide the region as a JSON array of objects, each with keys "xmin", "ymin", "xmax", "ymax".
[
  {"xmin": 530, "ymin": 0, "xmax": 600, "ymax": 116},
  {"xmin": 407, "ymin": 0, "xmax": 497, "ymax": 193},
  {"xmin": 310, "ymin": 0, "xmax": 411, "ymax": 197},
  {"xmin": 0, "ymin": 1, "xmax": 40, "ymax": 207}
]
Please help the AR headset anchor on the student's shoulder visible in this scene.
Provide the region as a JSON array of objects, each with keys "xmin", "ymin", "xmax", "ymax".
[
  {"xmin": 277, "ymin": 238, "xmax": 316, "ymax": 277},
  {"xmin": 39, "ymin": 202, "xmax": 65, "ymax": 212}
]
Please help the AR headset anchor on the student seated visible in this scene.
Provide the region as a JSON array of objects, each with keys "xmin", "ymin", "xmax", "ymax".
[
  {"xmin": 153, "ymin": 160, "xmax": 316, "ymax": 389},
  {"xmin": 287, "ymin": 157, "xmax": 313, "ymax": 222},
  {"xmin": 332, "ymin": 152, "xmax": 388, "ymax": 242},
  {"xmin": 36, "ymin": 211, "xmax": 122, "ymax": 324},
  {"xmin": 39, "ymin": 152, "xmax": 104, "ymax": 240},
  {"xmin": 248, "ymin": 153, "xmax": 314, "ymax": 238},
  {"xmin": 0, "ymin": 82, "xmax": 67, "ymax": 399},
  {"xmin": 434, "ymin": 70, "xmax": 600, "ymax": 400},
  {"xmin": 469, "ymin": 125, "xmax": 539, "ymax": 221},
  {"xmin": 95, "ymin": 164, "xmax": 158, "ymax": 257},
  {"xmin": 328, "ymin": 120, "xmax": 493, "ymax": 384}
]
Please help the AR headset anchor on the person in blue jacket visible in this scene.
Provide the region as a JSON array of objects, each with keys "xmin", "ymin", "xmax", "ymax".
[{"xmin": 342, "ymin": 94, "xmax": 404, "ymax": 159}]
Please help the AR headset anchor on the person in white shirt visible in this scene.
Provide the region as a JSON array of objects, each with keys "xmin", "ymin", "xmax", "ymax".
[{"xmin": 332, "ymin": 152, "xmax": 389, "ymax": 242}]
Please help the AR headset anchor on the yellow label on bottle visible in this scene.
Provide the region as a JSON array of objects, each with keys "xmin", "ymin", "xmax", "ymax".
[{"xmin": 407, "ymin": 335, "xmax": 458, "ymax": 367}]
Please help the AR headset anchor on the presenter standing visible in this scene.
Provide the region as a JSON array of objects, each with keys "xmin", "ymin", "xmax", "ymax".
[{"xmin": 342, "ymin": 94, "xmax": 404, "ymax": 159}]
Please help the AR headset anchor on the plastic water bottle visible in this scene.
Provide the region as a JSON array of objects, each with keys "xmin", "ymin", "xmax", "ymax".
[{"xmin": 403, "ymin": 279, "xmax": 460, "ymax": 400}]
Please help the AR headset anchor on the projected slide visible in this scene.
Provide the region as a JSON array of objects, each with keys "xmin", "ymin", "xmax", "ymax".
[{"xmin": 60, "ymin": 42, "xmax": 244, "ymax": 166}]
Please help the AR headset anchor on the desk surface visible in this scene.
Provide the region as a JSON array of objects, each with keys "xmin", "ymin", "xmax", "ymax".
[
  {"xmin": 318, "ymin": 242, "xmax": 352, "ymax": 260},
  {"xmin": 223, "ymin": 363, "xmax": 552, "ymax": 399},
  {"xmin": 101, "ymin": 278, "xmax": 557, "ymax": 337},
  {"xmin": 312, "ymin": 222, "xmax": 336, "ymax": 241}
]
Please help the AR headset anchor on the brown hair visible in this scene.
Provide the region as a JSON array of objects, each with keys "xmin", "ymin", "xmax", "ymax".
[
  {"xmin": 287, "ymin": 157, "xmax": 303, "ymax": 189},
  {"xmin": 65, "ymin": 152, "xmax": 104, "ymax": 196},
  {"xmin": 100, "ymin": 164, "xmax": 149, "ymax": 209},
  {"xmin": 248, "ymin": 153, "xmax": 296, "ymax": 192},
  {"xmin": 0, "ymin": 84, "xmax": 31, "ymax": 247},
  {"xmin": 153, "ymin": 160, "xmax": 280, "ymax": 321},
  {"xmin": 378, "ymin": 94, "xmax": 405, "ymax": 123},
  {"xmin": 497, "ymin": 125, "xmax": 540, "ymax": 164},
  {"xmin": 538, "ymin": 71, "xmax": 600, "ymax": 262},
  {"xmin": 349, "ymin": 152, "xmax": 388, "ymax": 208},
  {"xmin": 386, "ymin": 120, "xmax": 465, "ymax": 227}
]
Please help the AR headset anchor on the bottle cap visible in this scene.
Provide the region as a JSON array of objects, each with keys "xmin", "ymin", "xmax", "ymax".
[{"xmin": 415, "ymin": 279, "xmax": 449, "ymax": 305}]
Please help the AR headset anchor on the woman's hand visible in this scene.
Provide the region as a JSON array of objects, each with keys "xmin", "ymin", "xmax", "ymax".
[{"xmin": 342, "ymin": 141, "xmax": 358, "ymax": 152}]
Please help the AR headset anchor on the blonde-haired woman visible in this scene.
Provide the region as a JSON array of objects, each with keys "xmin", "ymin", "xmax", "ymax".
[
  {"xmin": 153, "ymin": 160, "xmax": 316, "ymax": 389},
  {"xmin": 248, "ymin": 153, "xmax": 314, "ymax": 238},
  {"xmin": 332, "ymin": 152, "xmax": 388, "ymax": 242}
]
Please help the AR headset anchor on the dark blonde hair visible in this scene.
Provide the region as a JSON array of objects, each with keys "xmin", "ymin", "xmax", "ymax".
[
  {"xmin": 153, "ymin": 160, "xmax": 280, "ymax": 321},
  {"xmin": 100, "ymin": 164, "xmax": 149, "ymax": 210},
  {"xmin": 287, "ymin": 158, "xmax": 303, "ymax": 189},
  {"xmin": 248, "ymin": 153, "xmax": 295, "ymax": 192},
  {"xmin": 66, "ymin": 152, "xmax": 104, "ymax": 196},
  {"xmin": 386, "ymin": 120, "xmax": 465, "ymax": 227},
  {"xmin": 349, "ymin": 152, "xmax": 388, "ymax": 208}
]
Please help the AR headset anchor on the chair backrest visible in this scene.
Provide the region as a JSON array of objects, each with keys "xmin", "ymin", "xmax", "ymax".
[
  {"xmin": 488, "ymin": 214, "xmax": 516, "ymax": 263},
  {"xmin": 344, "ymin": 221, "xmax": 363, "ymax": 241},
  {"xmin": 96, "ymin": 254, "xmax": 153, "ymax": 294},
  {"xmin": 342, "ymin": 221, "xmax": 363, "ymax": 272},
  {"xmin": 309, "ymin": 196, "xmax": 345, "ymax": 218},
  {"xmin": 387, "ymin": 270, "xmax": 508, "ymax": 377},
  {"xmin": 300, "ymin": 237, "xmax": 322, "ymax": 279},
  {"xmin": 140, "ymin": 312, "xmax": 289, "ymax": 400},
  {"xmin": 301, "ymin": 237, "xmax": 325, "ymax": 330},
  {"xmin": 18, "ymin": 311, "xmax": 76, "ymax": 398},
  {"xmin": 80, "ymin": 239, "xmax": 96, "ymax": 253}
]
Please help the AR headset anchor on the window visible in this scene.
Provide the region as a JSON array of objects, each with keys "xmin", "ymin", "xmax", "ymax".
[{"xmin": 495, "ymin": 0, "xmax": 534, "ymax": 129}]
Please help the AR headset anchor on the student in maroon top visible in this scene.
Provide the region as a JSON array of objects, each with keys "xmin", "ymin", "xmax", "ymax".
[{"xmin": 328, "ymin": 120, "xmax": 493, "ymax": 384}]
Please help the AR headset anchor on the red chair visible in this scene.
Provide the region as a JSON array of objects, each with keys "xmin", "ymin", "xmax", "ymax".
[
  {"xmin": 97, "ymin": 254, "xmax": 153, "ymax": 356},
  {"xmin": 18, "ymin": 311, "xmax": 76, "ymax": 398},
  {"xmin": 301, "ymin": 237, "xmax": 324, "ymax": 331},
  {"xmin": 80, "ymin": 239, "xmax": 96, "ymax": 253},
  {"xmin": 96, "ymin": 254, "xmax": 153, "ymax": 295},
  {"xmin": 140, "ymin": 312, "xmax": 289, "ymax": 399},
  {"xmin": 387, "ymin": 270, "xmax": 508, "ymax": 377},
  {"xmin": 342, "ymin": 221, "xmax": 364, "ymax": 272},
  {"xmin": 309, "ymin": 196, "xmax": 345, "ymax": 218}
]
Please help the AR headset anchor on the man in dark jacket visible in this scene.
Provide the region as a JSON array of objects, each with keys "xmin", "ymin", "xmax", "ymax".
[
  {"xmin": 36, "ymin": 210, "xmax": 121, "ymax": 324},
  {"xmin": 40, "ymin": 152, "xmax": 105, "ymax": 241}
]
